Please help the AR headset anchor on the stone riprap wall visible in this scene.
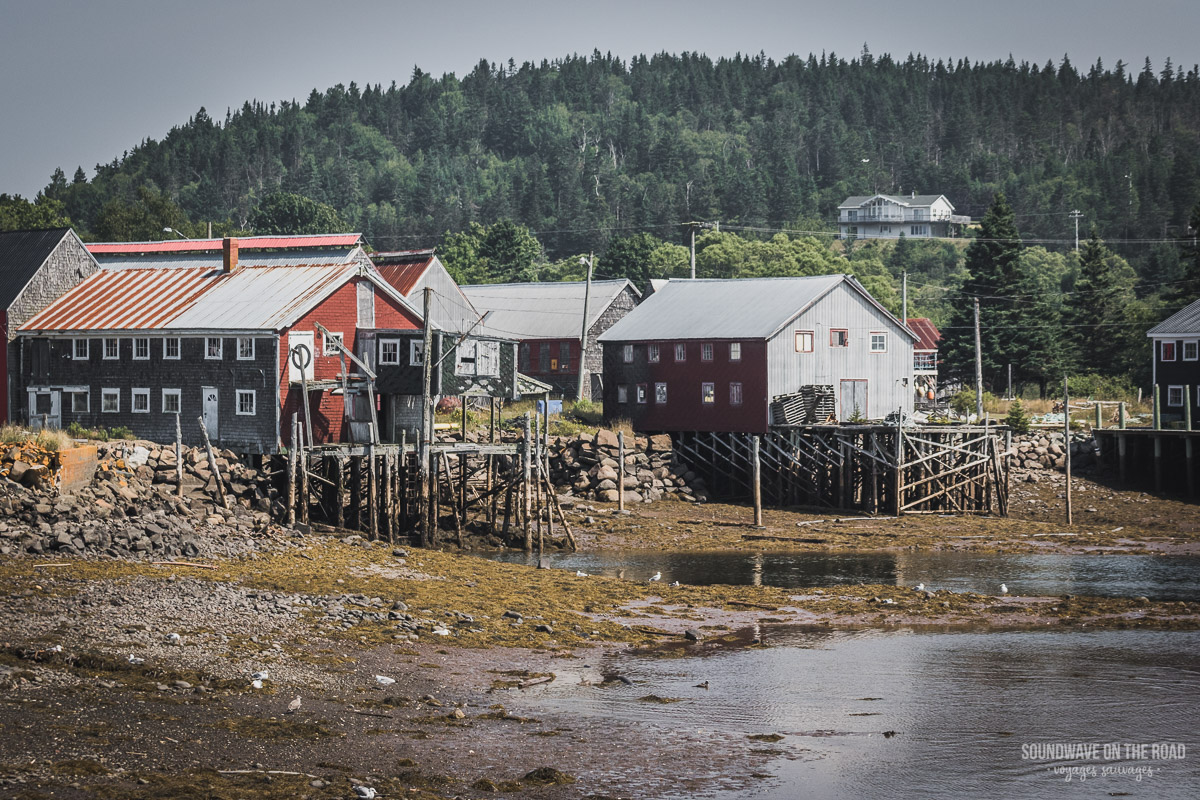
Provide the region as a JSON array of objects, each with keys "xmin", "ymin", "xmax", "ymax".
[{"xmin": 1010, "ymin": 430, "xmax": 1096, "ymax": 477}]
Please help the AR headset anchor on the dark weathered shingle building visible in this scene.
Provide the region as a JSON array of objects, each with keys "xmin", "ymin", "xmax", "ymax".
[{"xmin": 1149, "ymin": 297, "xmax": 1200, "ymax": 421}]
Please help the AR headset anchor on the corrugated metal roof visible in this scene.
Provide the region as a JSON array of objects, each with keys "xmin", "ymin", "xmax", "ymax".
[
  {"xmin": 838, "ymin": 194, "xmax": 951, "ymax": 209},
  {"xmin": 20, "ymin": 260, "xmax": 359, "ymax": 333},
  {"xmin": 93, "ymin": 249, "xmax": 356, "ymax": 271},
  {"xmin": 0, "ymin": 228, "xmax": 73, "ymax": 308},
  {"xmin": 374, "ymin": 259, "xmax": 432, "ymax": 296},
  {"xmin": 906, "ymin": 317, "xmax": 941, "ymax": 351},
  {"xmin": 1148, "ymin": 297, "xmax": 1200, "ymax": 336},
  {"xmin": 598, "ymin": 276, "xmax": 844, "ymax": 341},
  {"xmin": 85, "ymin": 233, "xmax": 362, "ymax": 254},
  {"xmin": 462, "ymin": 279, "xmax": 638, "ymax": 340}
]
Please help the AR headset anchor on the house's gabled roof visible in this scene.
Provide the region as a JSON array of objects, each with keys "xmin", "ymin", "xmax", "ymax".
[
  {"xmin": 462, "ymin": 279, "xmax": 640, "ymax": 340},
  {"xmin": 1148, "ymin": 297, "xmax": 1200, "ymax": 337},
  {"xmin": 906, "ymin": 317, "xmax": 941, "ymax": 351},
  {"xmin": 838, "ymin": 194, "xmax": 952, "ymax": 210},
  {"xmin": 598, "ymin": 275, "xmax": 915, "ymax": 343},
  {"xmin": 19, "ymin": 246, "xmax": 421, "ymax": 334},
  {"xmin": 86, "ymin": 233, "xmax": 362, "ymax": 256},
  {"xmin": 0, "ymin": 227, "xmax": 79, "ymax": 309},
  {"xmin": 371, "ymin": 250, "xmax": 437, "ymax": 295},
  {"xmin": 370, "ymin": 250, "xmax": 485, "ymax": 336}
]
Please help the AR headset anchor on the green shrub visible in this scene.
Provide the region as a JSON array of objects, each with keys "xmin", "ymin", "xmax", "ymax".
[
  {"xmin": 1066, "ymin": 373, "xmax": 1139, "ymax": 402},
  {"xmin": 1004, "ymin": 398, "xmax": 1031, "ymax": 434},
  {"xmin": 951, "ymin": 389, "xmax": 997, "ymax": 416}
]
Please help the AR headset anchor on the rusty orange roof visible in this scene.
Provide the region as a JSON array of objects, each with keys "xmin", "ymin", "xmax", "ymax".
[
  {"xmin": 86, "ymin": 234, "xmax": 362, "ymax": 255},
  {"xmin": 906, "ymin": 317, "xmax": 941, "ymax": 351}
]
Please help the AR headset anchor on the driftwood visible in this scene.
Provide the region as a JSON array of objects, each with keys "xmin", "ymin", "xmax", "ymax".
[
  {"xmin": 741, "ymin": 533, "xmax": 828, "ymax": 544},
  {"xmin": 727, "ymin": 600, "xmax": 780, "ymax": 610},
  {"xmin": 151, "ymin": 561, "xmax": 217, "ymax": 570}
]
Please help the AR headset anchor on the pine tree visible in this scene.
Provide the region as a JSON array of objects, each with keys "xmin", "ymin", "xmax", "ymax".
[{"xmin": 1067, "ymin": 230, "xmax": 1138, "ymax": 373}]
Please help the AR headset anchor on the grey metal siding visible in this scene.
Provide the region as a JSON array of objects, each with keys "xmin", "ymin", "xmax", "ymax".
[{"xmin": 766, "ymin": 284, "xmax": 913, "ymax": 420}]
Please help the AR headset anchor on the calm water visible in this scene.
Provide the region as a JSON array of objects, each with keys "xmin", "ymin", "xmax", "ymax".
[
  {"xmin": 512, "ymin": 628, "xmax": 1200, "ymax": 799},
  {"xmin": 484, "ymin": 549, "xmax": 1200, "ymax": 601}
]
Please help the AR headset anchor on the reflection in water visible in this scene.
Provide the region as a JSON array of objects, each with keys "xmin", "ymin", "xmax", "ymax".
[
  {"xmin": 483, "ymin": 549, "xmax": 1200, "ymax": 600},
  {"xmin": 513, "ymin": 629, "xmax": 1200, "ymax": 799}
]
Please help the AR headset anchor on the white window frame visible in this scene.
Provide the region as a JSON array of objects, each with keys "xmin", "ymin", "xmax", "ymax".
[
  {"xmin": 701, "ymin": 382, "xmax": 715, "ymax": 405},
  {"xmin": 655, "ymin": 382, "xmax": 667, "ymax": 405},
  {"xmin": 73, "ymin": 338, "xmax": 89, "ymax": 360},
  {"xmin": 237, "ymin": 337, "xmax": 255, "ymax": 360},
  {"xmin": 914, "ymin": 352, "xmax": 937, "ymax": 371},
  {"xmin": 410, "ymin": 340, "xmax": 425, "ymax": 366},
  {"xmin": 730, "ymin": 382, "xmax": 743, "ymax": 406},
  {"xmin": 648, "ymin": 344, "xmax": 660, "ymax": 363},
  {"xmin": 322, "ymin": 331, "xmax": 343, "ymax": 356},
  {"xmin": 795, "ymin": 331, "xmax": 814, "ymax": 353},
  {"xmin": 205, "ymin": 337, "xmax": 223, "ymax": 360},
  {"xmin": 131, "ymin": 388, "xmax": 150, "ymax": 414},
  {"xmin": 636, "ymin": 383, "xmax": 647, "ymax": 404},
  {"xmin": 133, "ymin": 337, "xmax": 150, "ymax": 361},
  {"xmin": 379, "ymin": 339, "xmax": 400, "ymax": 365},
  {"xmin": 163, "ymin": 337, "xmax": 180, "ymax": 360},
  {"xmin": 870, "ymin": 332, "xmax": 888, "ymax": 353},
  {"xmin": 729, "ymin": 342, "xmax": 741, "ymax": 362},
  {"xmin": 617, "ymin": 385, "xmax": 628, "ymax": 403},
  {"xmin": 831, "ymin": 329, "xmax": 849, "ymax": 348},
  {"xmin": 71, "ymin": 391, "xmax": 89, "ymax": 413},
  {"xmin": 701, "ymin": 343, "xmax": 713, "ymax": 362},
  {"xmin": 103, "ymin": 337, "xmax": 119, "ymax": 360},
  {"xmin": 101, "ymin": 388, "xmax": 119, "ymax": 413},
  {"xmin": 1167, "ymin": 385, "xmax": 1184, "ymax": 407},
  {"xmin": 1184, "ymin": 341, "xmax": 1199, "ymax": 362},
  {"xmin": 675, "ymin": 343, "xmax": 686, "ymax": 362},
  {"xmin": 162, "ymin": 388, "xmax": 181, "ymax": 414},
  {"xmin": 236, "ymin": 389, "xmax": 256, "ymax": 416},
  {"xmin": 623, "ymin": 344, "xmax": 634, "ymax": 363}
]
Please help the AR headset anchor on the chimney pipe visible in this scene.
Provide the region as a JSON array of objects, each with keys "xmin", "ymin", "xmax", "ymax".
[{"xmin": 223, "ymin": 237, "xmax": 239, "ymax": 273}]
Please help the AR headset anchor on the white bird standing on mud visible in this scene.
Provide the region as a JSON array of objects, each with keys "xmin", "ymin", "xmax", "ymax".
[
  {"xmin": 649, "ymin": 571, "xmax": 662, "ymax": 583},
  {"xmin": 287, "ymin": 695, "xmax": 301, "ymax": 714},
  {"xmin": 575, "ymin": 570, "xmax": 589, "ymax": 577},
  {"xmin": 1000, "ymin": 583, "xmax": 1009, "ymax": 594},
  {"xmin": 916, "ymin": 583, "xmax": 925, "ymax": 591}
]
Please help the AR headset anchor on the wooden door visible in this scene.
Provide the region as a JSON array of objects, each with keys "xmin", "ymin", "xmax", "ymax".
[
  {"xmin": 840, "ymin": 379, "xmax": 868, "ymax": 421},
  {"xmin": 202, "ymin": 386, "xmax": 219, "ymax": 440}
]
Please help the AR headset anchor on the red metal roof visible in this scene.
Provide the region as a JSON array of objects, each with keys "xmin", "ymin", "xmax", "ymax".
[
  {"xmin": 86, "ymin": 233, "xmax": 362, "ymax": 255},
  {"xmin": 906, "ymin": 317, "xmax": 941, "ymax": 351},
  {"xmin": 374, "ymin": 257, "xmax": 434, "ymax": 297}
]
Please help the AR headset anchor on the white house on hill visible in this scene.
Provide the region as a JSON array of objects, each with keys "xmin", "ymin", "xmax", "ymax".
[{"xmin": 838, "ymin": 194, "xmax": 970, "ymax": 239}]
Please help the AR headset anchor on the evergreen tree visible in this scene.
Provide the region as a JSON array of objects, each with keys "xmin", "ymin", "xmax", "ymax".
[
  {"xmin": 1066, "ymin": 231, "xmax": 1138, "ymax": 374},
  {"xmin": 248, "ymin": 192, "xmax": 346, "ymax": 235}
]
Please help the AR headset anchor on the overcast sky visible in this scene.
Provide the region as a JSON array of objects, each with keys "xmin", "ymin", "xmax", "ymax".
[{"xmin": 1, "ymin": 0, "xmax": 1195, "ymax": 198}]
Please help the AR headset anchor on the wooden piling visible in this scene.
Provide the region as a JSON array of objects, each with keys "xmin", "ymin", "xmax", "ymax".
[
  {"xmin": 286, "ymin": 417, "xmax": 297, "ymax": 526},
  {"xmin": 523, "ymin": 414, "xmax": 532, "ymax": 553},
  {"xmin": 334, "ymin": 456, "xmax": 345, "ymax": 529},
  {"xmin": 174, "ymin": 413, "xmax": 183, "ymax": 499},
  {"xmin": 752, "ymin": 435, "xmax": 763, "ymax": 527},
  {"xmin": 197, "ymin": 415, "xmax": 228, "ymax": 510},
  {"xmin": 617, "ymin": 430, "xmax": 626, "ymax": 512},
  {"xmin": 367, "ymin": 441, "xmax": 378, "ymax": 540}
]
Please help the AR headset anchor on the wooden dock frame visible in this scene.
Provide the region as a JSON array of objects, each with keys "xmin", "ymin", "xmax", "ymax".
[
  {"xmin": 278, "ymin": 422, "xmax": 576, "ymax": 551},
  {"xmin": 1094, "ymin": 428, "xmax": 1200, "ymax": 498},
  {"xmin": 673, "ymin": 423, "xmax": 1009, "ymax": 516}
]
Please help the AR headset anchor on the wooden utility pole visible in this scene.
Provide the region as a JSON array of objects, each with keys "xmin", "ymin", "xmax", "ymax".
[
  {"xmin": 901, "ymin": 271, "xmax": 907, "ymax": 327},
  {"xmin": 577, "ymin": 254, "xmax": 594, "ymax": 401},
  {"xmin": 420, "ymin": 287, "xmax": 434, "ymax": 546},
  {"xmin": 973, "ymin": 297, "xmax": 983, "ymax": 420},
  {"xmin": 752, "ymin": 435, "xmax": 763, "ymax": 527},
  {"xmin": 690, "ymin": 224, "xmax": 696, "ymax": 279},
  {"xmin": 522, "ymin": 413, "xmax": 532, "ymax": 553},
  {"xmin": 617, "ymin": 430, "xmax": 626, "ymax": 512},
  {"xmin": 1064, "ymin": 376, "xmax": 1072, "ymax": 525}
]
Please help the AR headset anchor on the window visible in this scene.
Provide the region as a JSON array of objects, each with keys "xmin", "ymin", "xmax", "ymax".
[
  {"xmin": 910, "ymin": 225, "xmax": 928, "ymax": 236},
  {"xmin": 379, "ymin": 339, "xmax": 400, "ymax": 365},
  {"xmin": 730, "ymin": 342, "xmax": 741, "ymax": 361},
  {"xmin": 1167, "ymin": 385, "xmax": 1184, "ymax": 407},
  {"xmin": 103, "ymin": 338, "xmax": 119, "ymax": 360},
  {"xmin": 730, "ymin": 382, "xmax": 743, "ymax": 406},
  {"xmin": 675, "ymin": 343, "xmax": 686, "ymax": 362},
  {"xmin": 519, "ymin": 343, "xmax": 530, "ymax": 371},
  {"xmin": 1161, "ymin": 341, "xmax": 1176, "ymax": 361},
  {"xmin": 162, "ymin": 389, "xmax": 181, "ymax": 414},
  {"xmin": 163, "ymin": 338, "xmax": 180, "ymax": 360},
  {"xmin": 617, "ymin": 385, "xmax": 628, "ymax": 403},
  {"xmin": 538, "ymin": 343, "xmax": 550, "ymax": 372},
  {"xmin": 322, "ymin": 332, "xmax": 343, "ymax": 356},
  {"xmin": 648, "ymin": 344, "xmax": 660, "ymax": 363},
  {"xmin": 701, "ymin": 382, "xmax": 715, "ymax": 405},
  {"xmin": 236, "ymin": 389, "xmax": 256, "ymax": 415},
  {"xmin": 623, "ymin": 344, "xmax": 634, "ymax": 363},
  {"xmin": 205, "ymin": 337, "xmax": 222, "ymax": 359},
  {"xmin": 870, "ymin": 332, "xmax": 888, "ymax": 353},
  {"xmin": 559, "ymin": 341, "xmax": 570, "ymax": 371},
  {"xmin": 73, "ymin": 338, "xmax": 89, "ymax": 360},
  {"xmin": 1185, "ymin": 341, "xmax": 1199, "ymax": 361},
  {"xmin": 133, "ymin": 338, "xmax": 150, "ymax": 360},
  {"xmin": 795, "ymin": 331, "xmax": 814, "ymax": 353},
  {"xmin": 456, "ymin": 340, "xmax": 479, "ymax": 376},
  {"xmin": 237, "ymin": 337, "xmax": 255, "ymax": 360},
  {"xmin": 71, "ymin": 391, "xmax": 89, "ymax": 413},
  {"xmin": 101, "ymin": 388, "xmax": 119, "ymax": 413},
  {"xmin": 410, "ymin": 340, "xmax": 425, "ymax": 366},
  {"xmin": 914, "ymin": 352, "xmax": 937, "ymax": 370},
  {"xmin": 655, "ymin": 382, "xmax": 667, "ymax": 404},
  {"xmin": 831, "ymin": 329, "xmax": 849, "ymax": 347},
  {"xmin": 636, "ymin": 384, "xmax": 647, "ymax": 404},
  {"xmin": 131, "ymin": 388, "xmax": 150, "ymax": 413},
  {"xmin": 701, "ymin": 343, "xmax": 713, "ymax": 361}
]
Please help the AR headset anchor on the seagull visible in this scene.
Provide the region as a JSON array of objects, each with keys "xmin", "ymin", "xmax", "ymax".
[
  {"xmin": 353, "ymin": 786, "xmax": 377, "ymax": 799},
  {"xmin": 649, "ymin": 572, "xmax": 662, "ymax": 583},
  {"xmin": 375, "ymin": 675, "xmax": 396, "ymax": 686},
  {"xmin": 127, "ymin": 654, "xmax": 145, "ymax": 665},
  {"xmin": 916, "ymin": 583, "xmax": 925, "ymax": 591},
  {"xmin": 695, "ymin": 680, "xmax": 710, "ymax": 689},
  {"xmin": 251, "ymin": 679, "xmax": 264, "ymax": 690},
  {"xmin": 165, "ymin": 633, "xmax": 181, "ymax": 644},
  {"xmin": 669, "ymin": 581, "xmax": 681, "ymax": 587},
  {"xmin": 251, "ymin": 670, "xmax": 270, "ymax": 682},
  {"xmin": 1000, "ymin": 583, "xmax": 1009, "ymax": 594},
  {"xmin": 286, "ymin": 695, "xmax": 301, "ymax": 714},
  {"xmin": 575, "ymin": 570, "xmax": 590, "ymax": 577}
]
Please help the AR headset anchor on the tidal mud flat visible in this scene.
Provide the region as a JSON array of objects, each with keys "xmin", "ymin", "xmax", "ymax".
[{"xmin": 2, "ymin": 473, "xmax": 1199, "ymax": 799}]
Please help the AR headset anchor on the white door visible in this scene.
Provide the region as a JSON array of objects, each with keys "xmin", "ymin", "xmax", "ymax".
[
  {"xmin": 202, "ymin": 386, "xmax": 219, "ymax": 440},
  {"xmin": 288, "ymin": 331, "xmax": 315, "ymax": 383}
]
